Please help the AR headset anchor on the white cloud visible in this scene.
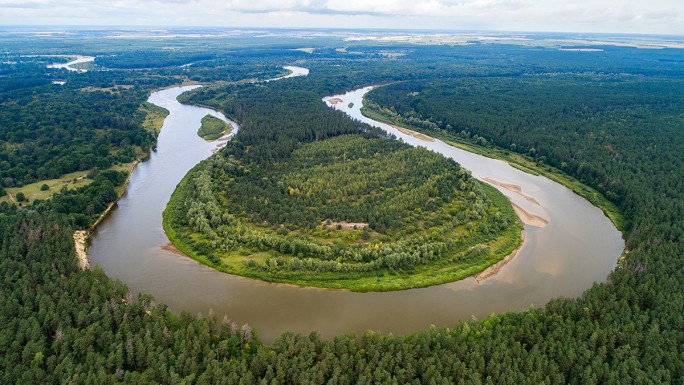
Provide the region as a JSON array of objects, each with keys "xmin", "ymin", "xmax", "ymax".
[{"xmin": 0, "ymin": 0, "xmax": 682, "ymax": 34}]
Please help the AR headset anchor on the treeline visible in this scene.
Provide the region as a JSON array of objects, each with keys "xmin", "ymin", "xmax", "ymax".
[
  {"xmin": 0, "ymin": 53, "xmax": 291, "ymax": 211},
  {"xmin": 0, "ymin": 212, "xmax": 259, "ymax": 384},
  {"xmin": 0, "ymin": 85, "xmax": 153, "ymax": 187},
  {"xmin": 0, "ymin": 61, "xmax": 53, "ymax": 92},
  {"xmin": 0, "ymin": 60, "xmax": 168, "ymax": 188},
  {"xmin": 366, "ymin": 74, "xmax": 684, "ymax": 241}
]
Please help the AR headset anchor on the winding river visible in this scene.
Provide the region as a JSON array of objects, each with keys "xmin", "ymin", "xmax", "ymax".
[
  {"xmin": 89, "ymin": 69, "xmax": 624, "ymax": 343},
  {"xmin": 47, "ymin": 55, "xmax": 96, "ymax": 72}
]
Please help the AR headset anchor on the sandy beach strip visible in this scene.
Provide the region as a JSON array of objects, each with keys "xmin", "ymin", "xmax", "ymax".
[
  {"xmin": 511, "ymin": 202, "xmax": 548, "ymax": 227},
  {"xmin": 483, "ymin": 177, "xmax": 540, "ymax": 206},
  {"xmin": 473, "ymin": 234, "xmax": 524, "ymax": 283},
  {"xmin": 74, "ymin": 230, "xmax": 89, "ymax": 269},
  {"xmin": 392, "ymin": 125, "xmax": 435, "ymax": 142}
]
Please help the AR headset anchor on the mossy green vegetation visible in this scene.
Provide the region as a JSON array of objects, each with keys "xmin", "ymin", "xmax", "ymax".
[
  {"xmin": 165, "ymin": 133, "xmax": 521, "ymax": 291},
  {"xmin": 197, "ymin": 114, "xmax": 232, "ymax": 140}
]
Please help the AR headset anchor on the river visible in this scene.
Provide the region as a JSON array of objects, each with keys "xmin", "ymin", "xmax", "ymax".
[
  {"xmin": 47, "ymin": 55, "xmax": 96, "ymax": 72},
  {"xmin": 89, "ymin": 71, "xmax": 624, "ymax": 343}
]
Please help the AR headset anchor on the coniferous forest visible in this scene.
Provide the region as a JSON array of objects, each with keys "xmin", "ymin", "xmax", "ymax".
[{"xmin": 0, "ymin": 29, "xmax": 683, "ymax": 383}]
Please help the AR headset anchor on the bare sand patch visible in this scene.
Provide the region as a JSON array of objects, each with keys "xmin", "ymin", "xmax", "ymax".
[
  {"xmin": 511, "ymin": 203, "xmax": 548, "ymax": 228},
  {"xmin": 558, "ymin": 48, "xmax": 604, "ymax": 52},
  {"xmin": 474, "ymin": 234, "xmax": 524, "ymax": 283},
  {"xmin": 392, "ymin": 125, "xmax": 435, "ymax": 142},
  {"xmin": 328, "ymin": 98, "xmax": 343, "ymax": 105},
  {"xmin": 295, "ymin": 48, "xmax": 314, "ymax": 54},
  {"xmin": 162, "ymin": 243, "xmax": 187, "ymax": 257},
  {"xmin": 322, "ymin": 221, "xmax": 368, "ymax": 230},
  {"xmin": 483, "ymin": 177, "xmax": 540, "ymax": 206},
  {"xmin": 74, "ymin": 230, "xmax": 89, "ymax": 269},
  {"xmin": 212, "ymin": 142, "xmax": 226, "ymax": 154}
]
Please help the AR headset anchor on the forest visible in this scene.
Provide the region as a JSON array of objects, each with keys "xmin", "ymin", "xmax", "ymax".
[
  {"xmin": 364, "ymin": 73, "xmax": 684, "ymax": 241},
  {"xmin": 0, "ymin": 30, "xmax": 683, "ymax": 383},
  {"xmin": 167, "ymin": 71, "xmax": 522, "ymax": 290}
]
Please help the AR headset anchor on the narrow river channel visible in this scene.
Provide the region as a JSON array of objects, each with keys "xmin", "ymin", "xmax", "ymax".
[
  {"xmin": 89, "ymin": 70, "xmax": 624, "ymax": 343},
  {"xmin": 47, "ymin": 55, "xmax": 95, "ymax": 72}
]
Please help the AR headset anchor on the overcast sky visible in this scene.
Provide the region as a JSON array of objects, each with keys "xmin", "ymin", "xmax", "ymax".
[{"xmin": 1, "ymin": 0, "xmax": 682, "ymax": 35}]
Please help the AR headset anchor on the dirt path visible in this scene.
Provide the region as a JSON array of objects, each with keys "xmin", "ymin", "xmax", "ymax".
[{"xmin": 321, "ymin": 220, "xmax": 369, "ymax": 229}]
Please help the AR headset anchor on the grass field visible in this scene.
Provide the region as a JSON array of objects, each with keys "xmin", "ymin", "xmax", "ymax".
[
  {"xmin": 1, "ymin": 170, "xmax": 91, "ymax": 205},
  {"xmin": 1, "ymin": 161, "xmax": 139, "ymax": 205}
]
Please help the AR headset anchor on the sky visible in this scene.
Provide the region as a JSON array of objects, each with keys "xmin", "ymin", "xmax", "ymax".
[{"xmin": 0, "ymin": 0, "xmax": 683, "ymax": 35}]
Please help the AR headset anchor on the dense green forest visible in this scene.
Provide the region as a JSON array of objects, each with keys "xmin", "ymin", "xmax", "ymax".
[
  {"xmin": 364, "ymin": 74, "xmax": 684, "ymax": 242},
  {"xmin": 0, "ymin": 30, "xmax": 683, "ymax": 383},
  {"xmin": 0, "ymin": 58, "xmax": 178, "ymax": 226},
  {"xmin": 0, "ymin": 67, "xmax": 157, "ymax": 188}
]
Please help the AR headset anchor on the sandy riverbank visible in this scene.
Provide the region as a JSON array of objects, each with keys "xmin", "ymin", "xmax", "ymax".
[
  {"xmin": 511, "ymin": 203, "xmax": 548, "ymax": 227},
  {"xmin": 482, "ymin": 178, "xmax": 547, "ymax": 227},
  {"xmin": 162, "ymin": 243, "xmax": 187, "ymax": 257},
  {"xmin": 392, "ymin": 125, "xmax": 435, "ymax": 142},
  {"xmin": 483, "ymin": 177, "xmax": 540, "ymax": 206},
  {"xmin": 473, "ymin": 233, "xmax": 525, "ymax": 283},
  {"xmin": 74, "ymin": 230, "xmax": 89, "ymax": 269}
]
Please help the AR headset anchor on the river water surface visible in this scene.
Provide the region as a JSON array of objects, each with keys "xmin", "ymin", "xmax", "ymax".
[
  {"xmin": 47, "ymin": 55, "xmax": 96, "ymax": 72},
  {"xmin": 89, "ymin": 72, "xmax": 624, "ymax": 343}
]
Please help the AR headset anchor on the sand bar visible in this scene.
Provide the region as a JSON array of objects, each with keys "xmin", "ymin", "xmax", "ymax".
[
  {"xmin": 392, "ymin": 125, "xmax": 435, "ymax": 142},
  {"xmin": 474, "ymin": 234, "xmax": 524, "ymax": 283},
  {"xmin": 511, "ymin": 203, "xmax": 548, "ymax": 227},
  {"xmin": 483, "ymin": 177, "xmax": 540, "ymax": 206}
]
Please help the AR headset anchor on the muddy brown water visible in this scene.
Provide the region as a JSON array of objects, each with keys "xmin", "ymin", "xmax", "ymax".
[{"xmin": 89, "ymin": 79, "xmax": 624, "ymax": 343}]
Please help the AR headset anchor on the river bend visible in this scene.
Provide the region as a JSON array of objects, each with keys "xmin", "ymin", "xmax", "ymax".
[{"xmin": 89, "ymin": 72, "xmax": 624, "ymax": 342}]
